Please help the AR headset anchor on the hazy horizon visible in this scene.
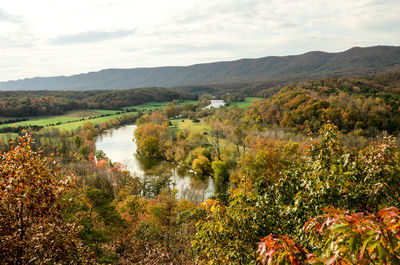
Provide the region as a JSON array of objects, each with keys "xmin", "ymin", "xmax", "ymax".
[{"xmin": 1, "ymin": 0, "xmax": 399, "ymax": 81}]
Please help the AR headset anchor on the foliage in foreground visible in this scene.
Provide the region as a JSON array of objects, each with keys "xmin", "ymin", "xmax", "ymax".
[
  {"xmin": 0, "ymin": 135, "xmax": 93, "ymax": 264},
  {"xmin": 258, "ymin": 207, "xmax": 400, "ymax": 264},
  {"xmin": 193, "ymin": 124, "xmax": 400, "ymax": 264}
]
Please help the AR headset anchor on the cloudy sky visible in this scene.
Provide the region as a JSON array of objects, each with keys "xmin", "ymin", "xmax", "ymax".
[{"xmin": 0, "ymin": 0, "xmax": 399, "ymax": 81}]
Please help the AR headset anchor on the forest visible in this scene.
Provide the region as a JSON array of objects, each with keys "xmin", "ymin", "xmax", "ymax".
[
  {"xmin": 0, "ymin": 87, "xmax": 196, "ymax": 117},
  {"xmin": 247, "ymin": 72, "xmax": 400, "ymax": 136},
  {"xmin": 1, "ymin": 72, "xmax": 400, "ymax": 264}
]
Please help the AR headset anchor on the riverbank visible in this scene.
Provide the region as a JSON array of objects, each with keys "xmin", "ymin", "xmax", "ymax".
[{"xmin": 95, "ymin": 124, "xmax": 215, "ymax": 202}]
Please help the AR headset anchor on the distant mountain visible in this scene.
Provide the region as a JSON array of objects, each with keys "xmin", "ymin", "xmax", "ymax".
[{"xmin": 1, "ymin": 45, "xmax": 400, "ymax": 91}]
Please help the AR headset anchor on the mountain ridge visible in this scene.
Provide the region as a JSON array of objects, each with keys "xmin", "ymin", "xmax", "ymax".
[{"xmin": 1, "ymin": 45, "xmax": 400, "ymax": 91}]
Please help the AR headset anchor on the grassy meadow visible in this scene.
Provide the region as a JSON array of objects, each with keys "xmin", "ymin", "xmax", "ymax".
[
  {"xmin": 227, "ymin": 97, "xmax": 262, "ymax": 108},
  {"xmin": 0, "ymin": 98, "xmax": 259, "ymax": 140},
  {"xmin": 0, "ymin": 110, "xmax": 119, "ymax": 129},
  {"xmin": 0, "ymin": 100, "xmax": 200, "ymax": 137},
  {"xmin": 123, "ymin": 100, "xmax": 198, "ymax": 111},
  {"xmin": 170, "ymin": 118, "xmax": 237, "ymax": 154},
  {"xmin": 170, "ymin": 119, "xmax": 211, "ymax": 134}
]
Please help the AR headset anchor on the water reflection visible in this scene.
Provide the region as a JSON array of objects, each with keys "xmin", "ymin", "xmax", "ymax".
[{"xmin": 95, "ymin": 124, "xmax": 215, "ymax": 202}]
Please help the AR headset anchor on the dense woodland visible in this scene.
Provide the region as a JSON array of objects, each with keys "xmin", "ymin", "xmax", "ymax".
[
  {"xmin": 0, "ymin": 87, "xmax": 196, "ymax": 117},
  {"xmin": 2, "ymin": 72, "xmax": 400, "ymax": 264},
  {"xmin": 247, "ymin": 72, "xmax": 400, "ymax": 136}
]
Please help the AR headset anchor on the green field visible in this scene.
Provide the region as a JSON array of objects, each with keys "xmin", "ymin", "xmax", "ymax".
[
  {"xmin": 0, "ymin": 98, "xmax": 261, "ymax": 140},
  {"xmin": 227, "ymin": 97, "xmax": 263, "ymax": 108},
  {"xmin": 170, "ymin": 119, "xmax": 237, "ymax": 154},
  {"xmin": 53, "ymin": 113, "xmax": 124, "ymax": 130},
  {"xmin": 0, "ymin": 133, "xmax": 19, "ymax": 140},
  {"xmin": 124, "ymin": 100, "xmax": 198, "ymax": 111},
  {"xmin": 0, "ymin": 110, "xmax": 119, "ymax": 129},
  {"xmin": 170, "ymin": 119, "xmax": 211, "ymax": 134},
  {"xmin": 0, "ymin": 100, "xmax": 199, "ymax": 136}
]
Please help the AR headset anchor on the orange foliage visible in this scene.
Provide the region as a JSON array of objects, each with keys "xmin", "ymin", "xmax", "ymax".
[
  {"xmin": 0, "ymin": 135, "xmax": 93, "ymax": 264},
  {"xmin": 259, "ymin": 207, "xmax": 400, "ymax": 264}
]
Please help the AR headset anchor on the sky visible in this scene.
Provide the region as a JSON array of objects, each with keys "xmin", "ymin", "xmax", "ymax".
[{"xmin": 0, "ymin": 0, "xmax": 399, "ymax": 81}]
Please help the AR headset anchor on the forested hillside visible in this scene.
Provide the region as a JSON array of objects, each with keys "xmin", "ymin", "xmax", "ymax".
[
  {"xmin": 2, "ymin": 87, "xmax": 400, "ymax": 264},
  {"xmin": 2, "ymin": 0, "xmax": 400, "ymax": 262},
  {"xmin": 0, "ymin": 87, "xmax": 196, "ymax": 117},
  {"xmin": 1, "ymin": 46, "xmax": 399, "ymax": 91},
  {"xmin": 246, "ymin": 72, "xmax": 400, "ymax": 136}
]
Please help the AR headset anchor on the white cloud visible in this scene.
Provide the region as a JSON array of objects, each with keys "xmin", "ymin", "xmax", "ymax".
[
  {"xmin": 51, "ymin": 30, "xmax": 135, "ymax": 45},
  {"xmin": 0, "ymin": 0, "xmax": 399, "ymax": 81}
]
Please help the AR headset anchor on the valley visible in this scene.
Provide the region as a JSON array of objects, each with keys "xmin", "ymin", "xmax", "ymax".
[
  {"xmin": 2, "ymin": 0, "xmax": 400, "ymax": 263},
  {"xmin": 2, "ymin": 57, "xmax": 400, "ymax": 265}
]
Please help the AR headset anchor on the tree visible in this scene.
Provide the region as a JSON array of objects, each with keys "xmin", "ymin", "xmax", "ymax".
[
  {"xmin": 185, "ymin": 147, "xmax": 209, "ymax": 168},
  {"xmin": 277, "ymin": 124, "xmax": 400, "ymax": 235},
  {"xmin": 137, "ymin": 110, "xmax": 168, "ymax": 125},
  {"xmin": 211, "ymin": 159, "xmax": 230, "ymax": 185},
  {"xmin": 194, "ymin": 124, "xmax": 400, "ymax": 264},
  {"xmin": 231, "ymin": 126, "xmax": 247, "ymax": 158},
  {"xmin": 209, "ymin": 121, "xmax": 225, "ymax": 160},
  {"xmin": 193, "ymin": 197, "xmax": 261, "ymax": 264},
  {"xmin": 134, "ymin": 123, "xmax": 169, "ymax": 158},
  {"xmin": 192, "ymin": 155, "xmax": 211, "ymax": 175},
  {"xmin": 233, "ymin": 137, "xmax": 298, "ymax": 195},
  {"xmin": 73, "ymin": 135, "xmax": 82, "ymax": 149},
  {"xmin": 0, "ymin": 135, "xmax": 92, "ymax": 264},
  {"xmin": 164, "ymin": 103, "xmax": 177, "ymax": 118},
  {"xmin": 115, "ymin": 194, "xmax": 202, "ymax": 264},
  {"xmin": 258, "ymin": 207, "xmax": 400, "ymax": 264},
  {"xmin": 199, "ymin": 94, "xmax": 211, "ymax": 107}
]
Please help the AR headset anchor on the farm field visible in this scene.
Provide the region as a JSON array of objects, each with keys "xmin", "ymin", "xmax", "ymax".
[
  {"xmin": 227, "ymin": 97, "xmax": 262, "ymax": 108},
  {"xmin": 123, "ymin": 100, "xmax": 198, "ymax": 111},
  {"xmin": 0, "ymin": 98, "xmax": 259, "ymax": 140},
  {"xmin": 52, "ymin": 113, "xmax": 124, "ymax": 131},
  {"xmin": 170, "ymin": 118, "xmax": 236, "ymax": 154},
  {"xmin": 0, "ymin": 100, "xmax": 201, "ymax": 138},
  {"xmin": 170, "ymin": 119, "xmax": 211, "ymax": 134},
  {"xmin": 0, "ymin": 109, "xmax": 119, "ymax": 129}
]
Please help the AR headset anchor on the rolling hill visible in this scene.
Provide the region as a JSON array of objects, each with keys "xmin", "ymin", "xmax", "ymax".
[{"xmin": 1, "ymin": 45, "xmax": 400, "ymax": 91}]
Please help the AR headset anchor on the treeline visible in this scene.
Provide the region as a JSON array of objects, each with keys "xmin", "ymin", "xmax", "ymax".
[
  {"xmin": 0, "ymin": 109, "xmax": 205, "ymax": 263},
  {"xmin": 3, "ymin": 73, "xmax": 400, "ymax": 264},
  {"xmin": 0, "ymin": 87, "xmax": 196, "ymax": 117},
  {"xmin": 246, "ymin": 74, "xmax": 400, "ymax": 136},
  {"xmin": 193, "ymin": 124, "xmax": 400, "ymax": 264},
  {"xmin": 173, "ymin": 79, "xmax": 282, "ymax": 97},
  {"xmin": 132, "ymin": 99, "xmax": 400, "ymax": 264},
  {"xmin": 0, "ymin": 118, "xmax": 28, "ymax": 124},
  {"xmin": 2, "ymin": 90, "xmax": 400, "ymax": 263},
  {"xmin": 0, "ymin": 125, "xmax": 44, "ymax": 134}
]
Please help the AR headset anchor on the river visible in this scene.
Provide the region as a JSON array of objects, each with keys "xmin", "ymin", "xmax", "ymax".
[{"xmin": 95, "ymin": 124, "xmax": 216, "ymax": 202}]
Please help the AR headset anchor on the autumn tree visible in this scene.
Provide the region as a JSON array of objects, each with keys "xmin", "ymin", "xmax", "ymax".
[
  {"xmin": 258, "ymin": 207, "xmax": 400, "ymax": 264},
  {"xmin": 192, "ymin": 155, "xmax": 212, "ymax": 175},
  {"xmin": 271, "ymin": 124, "xmax": 400, "ymax": 237},
  {"xmin": 163, "ymin": 103, "xmax": 177, "ymax": 118},
  {"xmin": 134, "ymin": 122, "xmax": 170, "ymax": 158},
  {"xmin": 193, "ymin": 197, "xmax": 261, "ymax": 264},
  {"xmin": 209, "ymin": 121, "xmax": 225, "ymax": 160},
  {"xmin": 230, "ymin": 126, "xmax": 247, "ymax": 158},
  {"xmin": 245, "ymin": 77, "xmax": 400, "ymax": 136},
  {"xmin": 194, "ymin": 124, "xmax": 400, "ymax": 264},
  {"xmin": 211, "ymin": 159, "xmax": 230, "ymax": 185},
  {"xmin": 137, "ymin": 110, "xmax": 168, "ymax": 125},
  {"xmin": 115, "ymin": 194, "xmax": 203, "ymax": 264},
  {"xmin": 0, "ymin": 135, "xmax": 92, "ymax": 264}
]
